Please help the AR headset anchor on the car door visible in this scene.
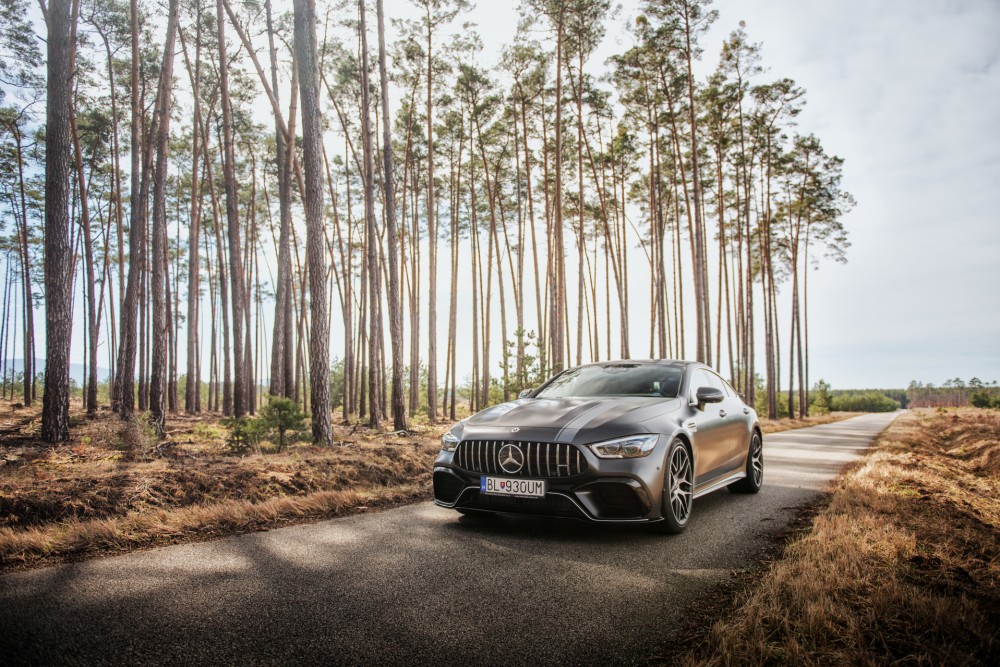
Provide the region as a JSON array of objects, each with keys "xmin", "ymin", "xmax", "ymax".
[
  {"xmin": 707, "ymin": 371, "xmax": 749, "ymax": 473},
  {"xmin": 685, "ymin": 368, "xmax": 731, "ymax": 486}
]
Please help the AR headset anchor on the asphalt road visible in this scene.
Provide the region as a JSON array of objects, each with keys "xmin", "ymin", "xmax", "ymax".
[{"xmin": 0, "ymin": 412, "xmax": 899, "ymax": 666}]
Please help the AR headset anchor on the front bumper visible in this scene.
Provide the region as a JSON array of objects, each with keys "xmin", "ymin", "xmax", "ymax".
[{"xmin": 432, "ymin": 439, "xmax": 668, "ymax": 523}]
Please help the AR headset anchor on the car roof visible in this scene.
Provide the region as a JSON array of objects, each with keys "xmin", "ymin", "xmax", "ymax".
[{"xmin": 578, "ymin": 359, "xmax": 693, "ymax": 369}]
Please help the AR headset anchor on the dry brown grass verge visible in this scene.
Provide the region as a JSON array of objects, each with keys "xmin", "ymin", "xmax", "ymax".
[
  {"xmin": 760, "ymin": 411, "xmax": 860, "ymax": 434},
  {"xmin": 0, "ymin": 398, "xmax": 442, "ymax": 572},
  {"xmin": 0, "ymin": 483, "xmax": 429, "ymax": 572},
  {"xmin": 677, "ymin": 409, "xmax": 1000, "ymax": 666}
]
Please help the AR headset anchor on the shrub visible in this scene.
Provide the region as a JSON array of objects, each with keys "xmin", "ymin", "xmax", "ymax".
[
  {"xmin": 811, "ymin": 379, "xmax": 832, "ymax": 414},
  {"xmin": 969, "ymin": 391, "xmax": 993, "ymax": 409},
  {"xmin": 829, "ymin": 391, "xmax": 899, "ymax": 413},
  {"xmin": 258, "ymin": 397, "xmax": 307, "ymax": 451},
  {"xmin": 222, "ymin": 417, "xmax": 265, "ymax": 455}
]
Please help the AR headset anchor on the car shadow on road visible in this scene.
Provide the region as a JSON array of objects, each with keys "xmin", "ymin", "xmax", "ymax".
[{"xmin": 439, "ymin": 487, "xmax": 738, "ymax": 546}]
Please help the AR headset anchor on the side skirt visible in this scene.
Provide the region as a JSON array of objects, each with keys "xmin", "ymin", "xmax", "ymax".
[{"xmin": 692, "ymin": 470, "xmax": 747, "ymax": 500}]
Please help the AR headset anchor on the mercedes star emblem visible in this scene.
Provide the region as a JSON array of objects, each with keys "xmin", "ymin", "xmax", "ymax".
[{"xmin": 498, "ymin": 443, "xmax": 525, "ymax": 474}]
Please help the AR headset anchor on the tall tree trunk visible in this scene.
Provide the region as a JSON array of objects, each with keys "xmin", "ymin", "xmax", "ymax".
[
  {"xmin": 148, "ymin": 0, "xmax": 180, "ymax": 436},
  {"xmin": 550, "ymin": 6, "xmax": 566, "ymax": 372},
  {"xmin": 41, "ymin": 0, "xmax": 75, "ymax": 442},
  {"xmin": 358, "ymin": 0, "xmax": 382, "ymax": 429},
  {"xmin": 10, "ymin": 121, "xmax": 36, "ymax": 405},
  {"xmin": 216, "ymin": 0, "xmax": 247, "ymax": 417},
  {"xmin": 682, "ymin": 9, "xmax": 711, "ymax": 366},
  {"xmin": 112, "ymin": 0, "xmax": 146, "ymax": 419},
  {"xmin": 376, "ymin": 0, "xmax": 406, "ymax": 431},
  {"xmin": 293, "ymin": 0, "xmax": 332, "ymax": 443},
  {"xmin": 68, "ymin": 0, "xmax": 100, "ymax": 416},
  {"xmin": 424, "ymin": 4, "xmax": 439, "ymax": 421},
  {"xmin": 181, "ymin": 19, "xmax": 203, "ymax": 413},
  {"xmin": 265, "ymin": 0, "xmax": 295, "ymax": 400},
  {"xmin": 575, "ymin": 52, "xmax": 585, "ymax": 366},
  {"xmin": 203, "ymin": 135, "xmax": 233, "ymax": 415}
]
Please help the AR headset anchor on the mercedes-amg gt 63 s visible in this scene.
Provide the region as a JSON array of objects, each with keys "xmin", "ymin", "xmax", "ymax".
[{"xmin": 433, "ymin": 360, "xmax": 763, "ymax": 533}]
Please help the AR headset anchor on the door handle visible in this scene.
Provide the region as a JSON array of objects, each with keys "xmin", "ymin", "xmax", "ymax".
[
  {"xmin": 743, "ymin": 408, "xmax": 750, "ymax": 415},
  {"xmin": 719, "ymin": 409, "xmax": 727, "ymax": 418}
]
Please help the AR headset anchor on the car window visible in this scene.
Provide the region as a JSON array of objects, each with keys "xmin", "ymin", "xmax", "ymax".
[
  {"xmin": 706, "ymin": 371, "xmax": 733, "ymax": 397},
  {"xmin": 689, "ymin": 368, "xmax": 729, "ymax": 402},
  {"xmin": 536, "ymin": 364, "xmax": 684, "ymax": 399},
  {"xmin": 688, "ymin": 369, "xmax": 713, "ymax": 402},
  {"xmin": 720, "ymin": 378, "xmax": 738, "ymax": 398}
]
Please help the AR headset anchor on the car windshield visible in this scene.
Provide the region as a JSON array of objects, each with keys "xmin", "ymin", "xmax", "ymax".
[{"xmin": 534, "ymin": 364, "xmax": 684, "ymax": 399}]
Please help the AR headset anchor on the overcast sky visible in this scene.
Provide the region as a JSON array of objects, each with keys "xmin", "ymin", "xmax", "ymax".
[
  {"xmin": 702, "ymin": 0, "xmax": 1000, "ymax": 388},
  {"xmin": 440, "ymin": 0, "xmax": 1000, "ymax": 388},
  {"xmin": 369, "ymin": 0, "xmax": 1000, "ymax": 388},
  {"xmin": 47, "ymin": 0, "xmax": 1000, "ymax": 390}
]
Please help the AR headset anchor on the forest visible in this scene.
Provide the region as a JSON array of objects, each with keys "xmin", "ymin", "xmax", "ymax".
[{"xmin": 0, "ymin": 0, "xmax": 853, "ymax": 444}]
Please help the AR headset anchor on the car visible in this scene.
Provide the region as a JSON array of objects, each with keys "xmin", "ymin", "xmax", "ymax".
[{"xmin": 432, "ymin": 360, "xmax": 763, "ymax": 533}]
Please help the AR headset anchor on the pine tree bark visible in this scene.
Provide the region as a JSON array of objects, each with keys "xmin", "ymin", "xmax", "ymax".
[
  {"xmin": 358, "ymin": 0, "xmax": 382, "ymax": 429},
  {"xmin": 216, "ymin": 0, "xmax": 247, "ymax": 417},
  {"xmin": 424, "ymin": 4, "xmax": 439, "ymax": 421},
  {"xmin": 180, "ymin": 21, "xmax": 203, "ymax": 413},
  {"xmin": 9, "ymin": 119, "xmax": 35, "ymax": 405},
  {"xmin": 293, "ymin": 0, "xmax": 332, "ymax": 443},
  {"xmin": 264, "ymin": 0, "xmax": 295, "ymax": 400},
  {"xmin": 148, "ymin": 0, "xmax": 180, "ymax": 436},
  {"xmin": 550, "ymin": 5, "xmax": 567, "ymax": 373},
  {"xmin": 41, "ymin": 0, "xmax": 74, "ymax": 443},
  {"xmin": 376, "ymin": 0, "xmax": 406, "ymax": 431},
  {"xmin": 112, "ymin": 0, "xmax": 146, "ymax": 419},
  {"xmin": 67, "ymin": 0, "xmax": 100, "ymax": 416}
]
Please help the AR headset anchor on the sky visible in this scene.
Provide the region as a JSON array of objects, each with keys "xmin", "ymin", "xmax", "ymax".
[
  {"xmin": 696, "ymin": 0, "xmax": 1000, "ymax": 388},
  {"xmin": 31, "ymin": 0, "xmax": 1000, "ymax": 390},
  {"xmin": 383, "ymin": 0, "xmax": 1000, "ymax": 389}
]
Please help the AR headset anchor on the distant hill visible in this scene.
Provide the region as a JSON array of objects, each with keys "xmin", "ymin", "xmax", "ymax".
[{"xmin": 2, "ymin": 359, "xmax": 111, "ymax": 385}]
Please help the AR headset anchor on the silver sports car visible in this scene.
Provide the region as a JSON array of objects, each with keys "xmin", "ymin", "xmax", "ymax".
[{"xmin": 432, "ymin": 360, "xmax": 763, "ymax": 533}]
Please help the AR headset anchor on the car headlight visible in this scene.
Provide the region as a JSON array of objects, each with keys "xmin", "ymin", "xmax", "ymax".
[
  {"xmin": 588, "ymin": 434, "xmax": 659, "ymax": 459},
  {"xmin": 440, "ymin": 431, "xmax": 460, "ymax": 452}
]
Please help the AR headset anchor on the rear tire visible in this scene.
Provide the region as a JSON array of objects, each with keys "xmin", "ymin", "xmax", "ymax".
[
  {"xmin": 729, "ymin": 431, "xmax": 763, "ymax": 494},
  {"xmin": 656, "ymin": 438, "xmax": 693, "ymax": 534}
]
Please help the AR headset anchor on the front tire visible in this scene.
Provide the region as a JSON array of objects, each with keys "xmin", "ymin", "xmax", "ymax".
[
  {"xmin": 729, "ymin": 431, "xmax": 763, "ymax": 494},
  {"xmin": 657, "ymin": 438, "xmax": 693, "ymax": 534}
]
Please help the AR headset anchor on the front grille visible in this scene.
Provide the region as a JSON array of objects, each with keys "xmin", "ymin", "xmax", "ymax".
[
  {"xmin": 433, "ymin": 470, "xmax": 465, "ymax": 504},
  {"xmin": 458, "ymin": 490, "xmax": 582, "ymax": 518},
  {"xmin": 454, "ymin": 440, "xmax": 588, "ymax": 478}
]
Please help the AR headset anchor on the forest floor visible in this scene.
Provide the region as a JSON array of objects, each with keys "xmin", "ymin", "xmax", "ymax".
[
  {"xmin": 0, "ymin": 398, "xmax": 857, "ymax": 573},
  {"xmin": 670, "ymin": 408, "xmax": 999, "ymax": 666}
]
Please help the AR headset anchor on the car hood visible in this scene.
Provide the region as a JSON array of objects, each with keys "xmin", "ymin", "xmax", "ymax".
[{"xmin": 458, "ymin": 396, "xmax": 682, "ymax": 443}]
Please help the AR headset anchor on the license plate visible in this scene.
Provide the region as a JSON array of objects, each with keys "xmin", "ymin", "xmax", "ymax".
[{"xmin": 480, "ymin": 476, "xmax": 547, "ymax": 499}]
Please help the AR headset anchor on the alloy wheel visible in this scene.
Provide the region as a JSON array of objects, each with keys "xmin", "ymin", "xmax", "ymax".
[
  {"xmin": 668, "ymin": 444, "xmax": 693, "ymax": 525},
  {"xmin": 750, "ymin": 434, "xmax": 763, "ymax": 486}
]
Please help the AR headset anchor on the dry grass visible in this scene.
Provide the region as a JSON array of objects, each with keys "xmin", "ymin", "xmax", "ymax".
[
  {"xmin": 760, "ymin": 411, "xmax": 860, "ymax": 434},
  {"xmin": 0, "ymin": 398, "xmax": 441, "ymax": 571},
  {"xmin": 680, "ymin": 409, "xmax": 1000, "ymax": 666},
  {"xmin": 0, "ymin": 483, "xmax": 427, "ymax": 570}
]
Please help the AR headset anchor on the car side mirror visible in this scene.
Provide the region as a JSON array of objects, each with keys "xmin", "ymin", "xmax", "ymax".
[
  {"xmin": 695, "ymin": 386, "xmax": 724, "ymax": 408},
  {"xmin": 518, "ymin": 388, "xmax": 534, "ymax": 399}
]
